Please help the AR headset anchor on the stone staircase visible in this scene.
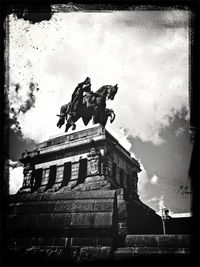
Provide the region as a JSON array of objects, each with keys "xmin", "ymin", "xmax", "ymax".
[
  {"xmin": 7, "ymin": 189, "xmax": 192, "ymax": 264},
  {"xmin": 113, "ymin": 234, "xmax": 191, "ymax": 259}
]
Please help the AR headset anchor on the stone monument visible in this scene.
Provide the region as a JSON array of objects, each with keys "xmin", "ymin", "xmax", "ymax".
[{"xmin": 6, "ymin": 80, "xmax": 191, "ymax": 264}]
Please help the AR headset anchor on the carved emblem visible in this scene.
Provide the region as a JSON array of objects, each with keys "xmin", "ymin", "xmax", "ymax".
[
  {"xmin": 22, "ymin": 163, "xmax": 34, "ymax": 188},
  {"xmin": 87, "ymin": 147, "xmax": 102, "ymax": 176}
]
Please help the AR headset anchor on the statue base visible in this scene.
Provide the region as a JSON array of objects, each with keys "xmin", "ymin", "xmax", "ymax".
[{"xmin": 7, "ymin": 125, "xmax": 190, "ymax": 263}]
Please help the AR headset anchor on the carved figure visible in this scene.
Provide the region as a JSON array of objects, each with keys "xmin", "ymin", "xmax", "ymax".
[{"xmin": 57, "ymin": 79, "xmax": 118, "ymax": 132}]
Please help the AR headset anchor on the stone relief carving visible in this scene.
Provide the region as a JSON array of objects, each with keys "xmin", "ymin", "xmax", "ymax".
[{"xmin": 87, "ymin": 147, "xmax": 102, "ymax": 176}]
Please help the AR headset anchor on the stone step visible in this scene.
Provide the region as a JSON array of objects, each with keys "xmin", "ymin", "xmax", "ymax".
[
  {"xmin": 125, "ymin": 234, "xmax": 192, "ymax": 247},
  {"xmin": 113, "ymin": 247, "xmax": 191, "ymax": 258}
]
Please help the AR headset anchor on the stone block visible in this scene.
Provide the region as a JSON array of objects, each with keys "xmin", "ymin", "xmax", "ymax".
[
  {"xmin": 7, "ymin": 214, "xmax": 29, "ymax": 230},
  {"xmin": 84, "ymin": 181, "xmax": 110, "ymax": 191},
  {"xmin": 73, "ymin": 200, "xmax": 95, "ymax": 212},
  {"xmin": 37, "ymin": 186, "xmax": 47, "ymax": 193},
  {"xmin": 70, "ymin": 212, "xmax": 94, "ymax": 227},
  {"xmin": 53, "ymin": 238, "xmax": 68, "ymax": 247},
  {"xmin": 85, "ymin": 175, "xmax": 105, "ymax": 183},
  {"xmin": 70, "ymin": 247, "xmax": 81, "ymax": 262},
  {"xmin": 72, "ymin": 237, "xmax": 97, "ymax": 246},
  {"xmin": 118, "ymin": 222, "xmax": 128, "ymax": 236},
  {"xmin": 54, "ymin": 200, "xmax": 95, "ymax": 213},
  {"xmin": 125, "ymin": 235, "xmax": 192, "ymax": 248},
  {"xmin": 76, "ymin": 190, "xmax": 116, "ymax": 200},
  {"xmin": 28, "ymin": 213, "xmax": 71, "ymax": 229},
  {"xmin": 54, "ymin": 200, "xmax": 75, "ymax": 213},
  {"xmin": 71, "ymin": 237, "xmax": 114, "ymax": 247},
  {"xmin": 9, "ymin": 238, "xmax": 27, "ymax": 247},
  {"xmin": 8, "ymin": 203, "xmax": 19, "ymax": 214},
  {"xmin": 125, "ymin": 235, "xmax": 158, "ymax": 247},
  {"xmin": 94, "ymin": 200, "xmax": 113, "ymax": 212},
  {"xmin": 93, "ymin": 212, "xmax": 113, "ymax": 228},
  {"xmin": 18, "ymin": 193, "xmax": 43, "ymax": 203},
  {"xmin": 113, "ymin": 247, "xmax": 191, "ymax": 258},
  {"xmin": 117, "ymin": 201, "xmax": 127, "ymax": 220},
  {"xmin": 28, "ymin": 202, "xmax": 56, "ymax": 214},
  {"xmin": 157, "ymin": 235, "xmax": 192, "ymax": 247},
  {"xmin": 98, "ymin": 237, "xmax": 114, "ymax": 246},
  {"xmin": 9, "ymin": 194, "xmax": 23, "ymax": 203},
  {"xmin": 30, "ymin": 237, "xmax": 54, "ymax": 247},
  {"xmin": 77, "ymin": 246, "xmax": 111, "ymax": 262},
  {"xmin": 41, "ymin": 191, "xmax": 77, "ymax": 201}
]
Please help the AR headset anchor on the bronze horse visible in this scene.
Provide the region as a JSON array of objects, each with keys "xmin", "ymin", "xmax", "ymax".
[{"xmin": 57, "ymin": 84, "xmax": 118, "ymax": 132}]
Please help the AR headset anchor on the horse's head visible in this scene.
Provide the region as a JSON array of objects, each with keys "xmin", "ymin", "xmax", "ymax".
[
  {"xmin": 82, "ymin": 77, "xmax": 91, "ymax": 93},
  {"xmin": 107, "ymin": 84, "xmax": 118, "ymax": 100}
]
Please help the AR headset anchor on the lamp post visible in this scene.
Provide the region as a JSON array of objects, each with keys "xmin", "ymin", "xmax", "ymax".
[{"xmin": 161, "ymin": 208, "xmax": 170, "ymax": 235}]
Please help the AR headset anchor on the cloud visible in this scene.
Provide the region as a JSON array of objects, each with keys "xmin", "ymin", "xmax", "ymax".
[
  {"xmin": 145, "ymin": 196, "xmax": 159, "ymax": 203},
  {"xmin": 155, "ymin": 195, "xmax": 166, "ymax": 216},
  {"xmin": 9, "ymin": 165, "xmax": 24, "ymax": 194},
  {"xmin": 137, "ymin": 160, "xmax": 149, "ymax": 193},
  {"xmin": 8, "ymin": 159, "xmax": 23, "ymax": 168},
  {"xmin": 7, "ymin": 11, "xmax": 189, "ymax": 145},
  {"xmin": 150, "ymin": 174, "xmax": 159, "ymax": 185}
]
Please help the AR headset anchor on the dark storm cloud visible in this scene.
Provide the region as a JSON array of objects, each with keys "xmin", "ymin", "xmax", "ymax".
[
  {"xmin": 19, "ymin": 82, "xmax": 36, "ymax": 113},
  {"xmin": 128, "ymin": 110, "xmax": 192, "ymax": 213},
  {"xmin": 9, "ymin": 81, "xmax": 38, "ymax": 133}
]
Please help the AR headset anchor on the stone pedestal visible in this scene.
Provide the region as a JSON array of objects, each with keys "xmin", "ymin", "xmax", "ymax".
[{"xmin": 7, "ymin": 124, "xmax": 174, "ymax": 264}]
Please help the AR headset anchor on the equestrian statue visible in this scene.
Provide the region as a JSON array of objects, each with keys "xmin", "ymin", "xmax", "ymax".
[{"xmin": 56, "ymin": 77, "xmax": 118, "ymax": 132}]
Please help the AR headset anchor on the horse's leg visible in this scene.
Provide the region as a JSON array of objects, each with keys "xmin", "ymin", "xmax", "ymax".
[
  {"xmin": 57, "ymin": 116, "xmax": 65, "ymax": 128},
  {"xmin": 82, "ymin": 116, "xmax": 91, "ymax": 126},
  {"xmin": 65, "ymin": 122, "xmax": 71, "ymax": 132},
  {"xmin": 99, "ymin": 110, "xmax": 108, "ymax": 127},
  {"xmin": 67, "ymin": 115, "xmax": 76, "ymax": 130},
  {"xmin": 57, "ymin": 104, "xmax": 67, "ymax": 128}
]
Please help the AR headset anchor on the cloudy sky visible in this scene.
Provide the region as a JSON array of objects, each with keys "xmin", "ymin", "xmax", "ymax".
[{"xmin": 7, "ymin": 8, "xmax": 193, "ymax": 215}]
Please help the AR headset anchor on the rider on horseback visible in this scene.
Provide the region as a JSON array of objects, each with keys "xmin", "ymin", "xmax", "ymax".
[{"xmin": 68, "ymin": 77, "xmax": 92, "ymax": 117}]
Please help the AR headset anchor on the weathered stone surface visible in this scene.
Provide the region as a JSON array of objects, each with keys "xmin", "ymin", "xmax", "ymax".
[
  {"xmin": 7, "ymin": 214, "xmax": 29, "ymax": 230},
  {"xmin": 41, "ymin": 191, "xmax": 78, "ymax": 201},
  {"xmin": 9, "ymin": 202, "xmax": 56, "ymax": 215},
  {"xmin": 80, "ymin": 180, "xmax": 110, "ymax": 191},
  {"xmin": 21, "ymin": 237, "xmax": 67, "ymax": 247},
  {"xmin": 31, "ymin": 237, "xmax": 54, "ymax": 247},
  {"xmin": 71, "ymin": 212, "xmax": 94, "ymax": 227},
  {"xmin": 77, "ymin": 246, "xmax": 111, "ymax": 262},
  {"xmin": 71, "ymin": 237, "xmax": 114, "ymax": 247},
  {"xmin": 27, "ymin": 190, "xmax": 116, "ymax": 201},
  {"xmin": 9, "ymin": 193, "xmax": 43, "ymax": 203},
  {"xmin": 9, "ymin": 125, "xmax": 193, "ymax": 265},
  {"xmin": 85, "ymin": 175, "xmax": 105, "ymax": 183},
  {"xmin": 28, "ymin": 213, "xmax": 72, "ymax": 229},
  {"xmin": 118, "ymin": 222, "xmax": 128, "ymax": 236},
  {"xmin": 53, "ymin": 237, "xmax": 68, "ymax": 247},
  {"xmin": 125, "ymin": 235, "xmax": 192, "ymax": 248},
  {"xmin": 98, "ymin": 237, "xmax": 114, "ymax": 246},
  {"xmin": 117, "ymin": 201, "xmax": 127, "ymax": 220},
  {"xmin": 70, "ymin": 211, "xmax": 114, "ymax": 229},
  {"xmin": 73, "ymin": 200, "xmax": 95, "ymax": 212},
  {"xmin": 72, "ymin": 237, "xmax": 97, "ymax": 246},
  {"xmin": 93, "ymin": 212, "xmax": 113, "ymax": 228},
  {"xmin": 94, "ymin": 199, "xmax": 113, "ymax": 212},
  {"xmin": 37, "ymin": 186, "xmax": 47, "ymax": 193},
  {"xmin": 54, "ymin": 200, "xmax": 95, "ymax": 213},
  {"xmin": 157, "ymin": 235, "xmax": 192, "ymax": 247}
]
